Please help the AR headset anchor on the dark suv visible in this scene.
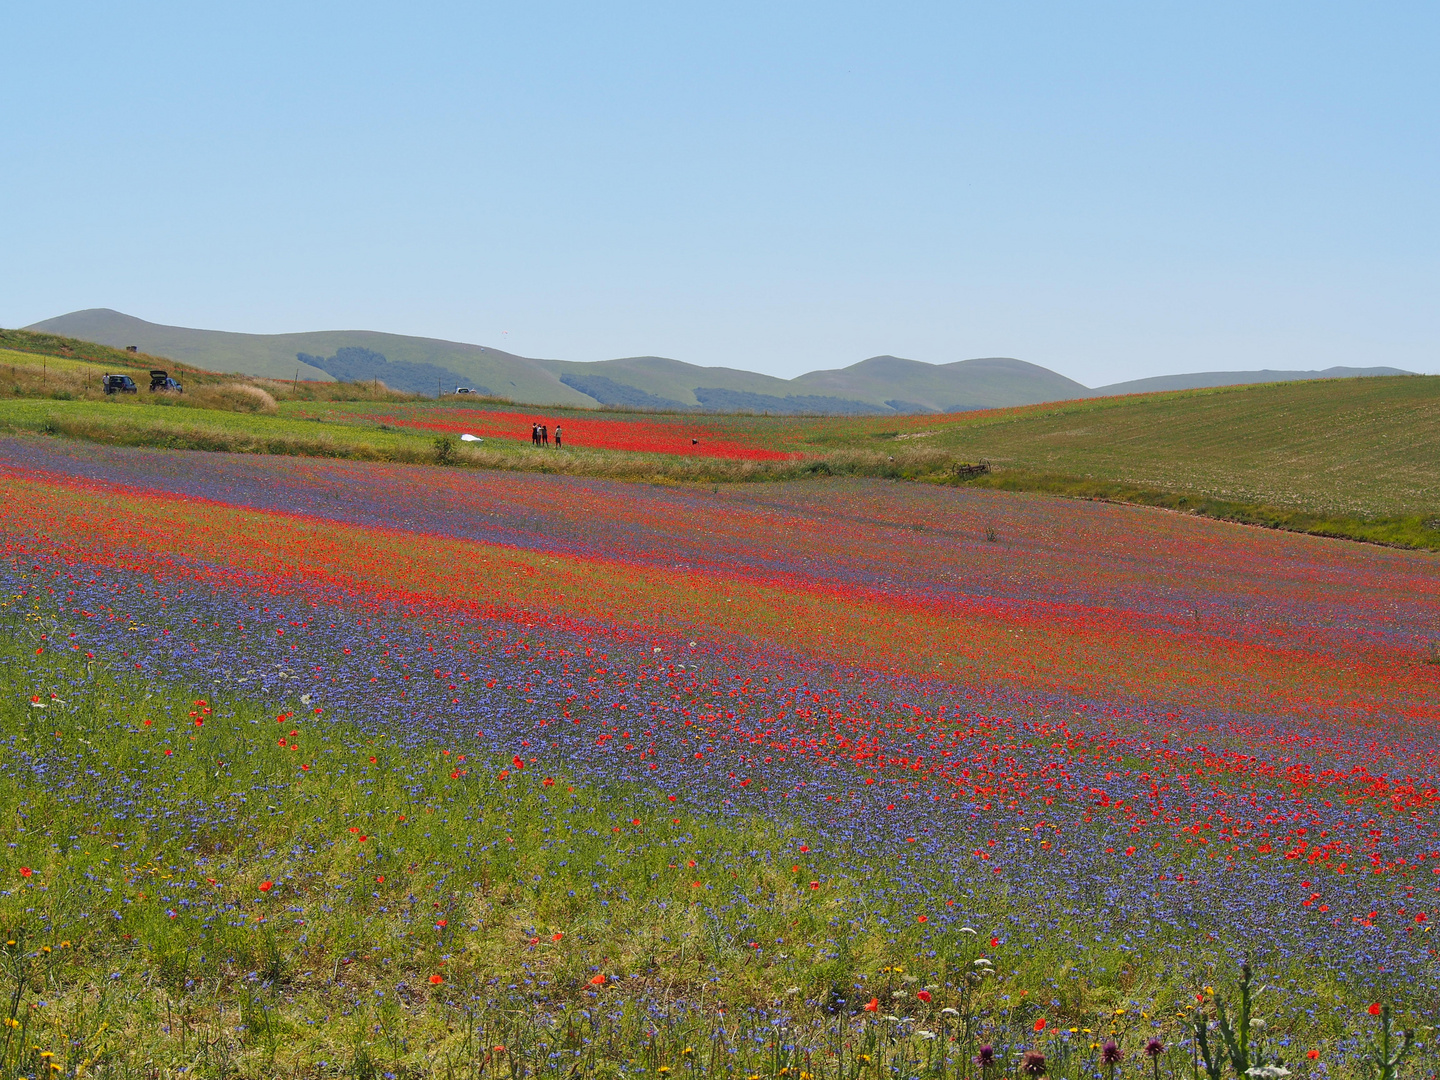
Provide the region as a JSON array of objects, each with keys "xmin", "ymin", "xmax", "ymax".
[{"xmin": 101, "ymin": 374, "xmax": 138, "ymax": 395}]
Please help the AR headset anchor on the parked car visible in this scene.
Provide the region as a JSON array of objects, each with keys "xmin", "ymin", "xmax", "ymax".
[
  {"xmin": 149, "ymin": 369, "xmax": 184, "ymax": 393},
  {"xmin": 101, "ymin": 374, "xmax": 138, "ymax": 395},
  {"xmin": 455, "ymin": 386, "xmax": 475, "ymax": 394}
]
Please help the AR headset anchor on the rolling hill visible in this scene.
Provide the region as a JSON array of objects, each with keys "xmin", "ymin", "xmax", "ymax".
[
  {"xmin": 1096, "ymin": 366, "xmax": 1411, "ymax": 395},
  {"xmin": 24, "ymin": 308, "xmax": 1412, "ymax": 414},
  {"xmin": 815, "ymin": 373, "xmax": 1440, "ymax": 520},
  {"xmin": 24, "ymin": 309, "xmax": 593, "ymax": 406}
]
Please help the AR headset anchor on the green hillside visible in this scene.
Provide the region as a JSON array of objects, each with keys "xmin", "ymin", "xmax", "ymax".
[
  {"xmin": 23, "ymin": 309, "xmax": 593, "ymax": 406},
  {"xmin": 1096, "ymin": 365, "xmax": 1410, "ymax": 395},
  {"xmin": 806, "ymin": 373, "xmax": 1440, "ymax": 520}
]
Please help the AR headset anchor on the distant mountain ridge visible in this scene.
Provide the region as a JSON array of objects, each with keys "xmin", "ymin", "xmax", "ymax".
[{"xmin": 22, "ymin": 308, "xmax": 1414, "ymax": 414}]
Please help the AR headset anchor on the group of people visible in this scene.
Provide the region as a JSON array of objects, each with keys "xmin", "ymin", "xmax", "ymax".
[{"xmin": 530, "ymin": 421, "xmax": 562, "ymax": 448}]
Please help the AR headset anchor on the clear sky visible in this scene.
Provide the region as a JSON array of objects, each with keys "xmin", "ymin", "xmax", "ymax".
[{"xmin": 3, "ymin": 1, "xmax": 1437, "ymax": 385}]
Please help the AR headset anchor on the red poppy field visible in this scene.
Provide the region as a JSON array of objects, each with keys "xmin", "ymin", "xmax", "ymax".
[
  {"xmin": 355, "ymin": 405, "xmax": 803, "ymax": 460},
  {"xmin": 0, "ymin": 436, "xmax": 1437, "ymax": 1078}
]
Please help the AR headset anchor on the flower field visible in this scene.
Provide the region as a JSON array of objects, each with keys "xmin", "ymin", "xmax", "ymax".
[
  {"xmin": 352, "ymin": 406, "xmax": 803, "ymax": 460},
  {"xmin": 1, "ymin": 435, "xmax": 1438, "ymax": 1078}
]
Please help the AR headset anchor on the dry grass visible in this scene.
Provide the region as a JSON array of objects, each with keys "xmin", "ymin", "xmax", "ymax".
[{"xmin": 175, "ymin": 383, "xmax": 279, "ymax": 413}]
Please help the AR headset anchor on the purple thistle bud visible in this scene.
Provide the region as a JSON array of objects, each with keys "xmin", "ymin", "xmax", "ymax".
[
  {"xmin": 1102, "ymin": 1041, "xmax": 1123, "ymax": 1066},
  {"xmin": 1145, "ymin": 1038, "xmax": 1164, "ymax": 1059},
  {"xmin": 974, "ymin": 1045, "xmax": 996, "ymax": 1067},
  {"xmin": 1022, "ymin": 1051, "xmax": 1048, "ymax": 1077}
]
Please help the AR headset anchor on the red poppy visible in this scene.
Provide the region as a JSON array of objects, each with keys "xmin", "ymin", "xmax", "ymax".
[
  {"xmin": 1035, "ymin": 1019, "xmax": 1047, "ymax": 1032},
  {"xmin": 589, "ymin": 974, "xmax": 606, "ymax": 986},
  {"xmin": 917, "ymin": 990, "xmax": 932, "ymax": 1003},
  {"xmin": 863, "ymin": 997, "xmax": 879, "ymax": 1012},
  {"xmin": 429, "ymin": 974, "xmax": 444, "ymax": 985},
  {"xmin": 1368, "ymin": 1003, "xmax": 1382, "ymax": 1016},
  {"xmin": 1307, "ymin": 1051, "xmax": 1320, "ymax": 1061},
  {"xmin": 18, "ymin": 867, "xmax": 33, "ymax": 878},
  {"xmin": 259, "ymin": 880, "xmax": 274, "ymax": 892}
]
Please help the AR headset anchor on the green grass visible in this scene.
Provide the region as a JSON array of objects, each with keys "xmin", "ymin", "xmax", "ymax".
[
  {"xmin": 0, "ymin": 329, "xmax": 179, "ymax": 375},
  {"xmin": 0, "ymin": 348, "xmax": 131, "ymax": 378},
  {"xmin": 796, "ymin": 375, "xmax": 1440, "ymax": 520},
  {"xmin": 0, "ymin": 398, "xmax": 440, "ymax": 459}
]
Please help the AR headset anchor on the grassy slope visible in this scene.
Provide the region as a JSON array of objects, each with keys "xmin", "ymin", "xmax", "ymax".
[
  {"xmin": 0, "ymin": 330, "xmax": 183, "ymax": 377},
  {"xmin": 0, "ymin": 347, "xmax": 122, "ymax": 377},
  {"xmin": 870, "ymin": 376, "xmax": 1440, "ymax": 518},
  {"xmin": 773, "ymin": 375, "xmax": 1440, "ymax": 542}
]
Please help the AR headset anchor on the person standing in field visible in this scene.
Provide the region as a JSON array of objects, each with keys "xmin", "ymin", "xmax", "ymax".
[
  {"xmin": 542, "ymin": 423, "xmax": 550, "ymax": 446},
  {"xmin": 554, "ymin": 424, "xmax": 562, "ymax": 448},
  {"xmin": 531, "ymin": 422, "xmax": 539, "ymax": 446}
]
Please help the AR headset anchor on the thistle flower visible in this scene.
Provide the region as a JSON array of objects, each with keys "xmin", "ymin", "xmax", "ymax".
[{"xmin": 1022, "ymin": 1051, "xmax": 1048, "ymax": 1077}]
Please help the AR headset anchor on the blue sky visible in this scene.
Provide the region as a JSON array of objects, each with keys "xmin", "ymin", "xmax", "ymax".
[{"xmin": 3, "ymin": 1, "xmax": 1436, "ymax": 384}]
